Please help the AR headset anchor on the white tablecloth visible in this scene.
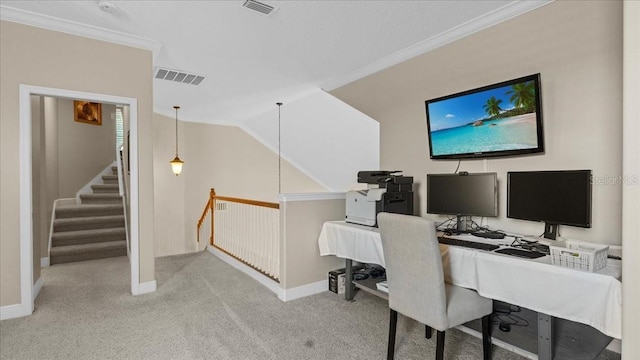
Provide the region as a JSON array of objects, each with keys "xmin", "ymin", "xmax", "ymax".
[{"xmin": 317, "ymin": 220, "xmax": 622, "ymax": 339}]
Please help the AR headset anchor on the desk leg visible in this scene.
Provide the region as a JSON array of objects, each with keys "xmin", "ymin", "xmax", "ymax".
[
  {"xmin": 345, "ymin": 259, "xmax": 355, "ymax": 301},
  {"xmin": 538, "ymin": 312, "xmax": 554, "ymax": 360}
]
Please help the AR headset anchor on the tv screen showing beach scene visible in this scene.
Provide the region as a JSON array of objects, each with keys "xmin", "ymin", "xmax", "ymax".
[{"xmin": 425, "ymin": 74, "xmax": 544, "ymax": 160}]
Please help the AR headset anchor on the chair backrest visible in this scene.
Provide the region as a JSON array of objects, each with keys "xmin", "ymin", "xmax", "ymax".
[{"xmin": 377, "ymin": 212, "xmax": 448, "ymax": 330}]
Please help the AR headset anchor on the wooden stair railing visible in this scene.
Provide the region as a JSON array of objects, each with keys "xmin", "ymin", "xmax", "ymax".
[
  {"xmin": 197, "ymin": 189, "xmax": 214, "ymax": 245},
  {"xmin": 197, "ymin": 188, "xmax": 280, "ymax": 281}
]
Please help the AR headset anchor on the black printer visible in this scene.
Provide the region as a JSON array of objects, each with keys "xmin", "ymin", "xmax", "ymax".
[{"xmin": 345, "ymin": 171, "xmax": 414, "ymax": 226}]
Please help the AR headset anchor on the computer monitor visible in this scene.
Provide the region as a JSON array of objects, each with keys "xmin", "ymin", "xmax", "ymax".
[
  {"xmin": 426, "ymin": 172, "xmax": 498, "ymax": 232},
  {"xmin": 507, "ymin": 170, "xmax": 592, "ymax": 239}
]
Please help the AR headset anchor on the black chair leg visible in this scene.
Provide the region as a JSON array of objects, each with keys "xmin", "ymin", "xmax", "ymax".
[
  {"xmin": 425, "ymin": 325, "xmax": 432, "ymax": 339},
  {"xmin": 482, "ymin": 314, "xmax": 492, "ymax": 360},
  {"xmin": 388, "ymin": 309, "xmax": 398, "ymax": 360},
  {"xmin": 436, "ymin": 330, "xmax": 445, "ymax": 360}
]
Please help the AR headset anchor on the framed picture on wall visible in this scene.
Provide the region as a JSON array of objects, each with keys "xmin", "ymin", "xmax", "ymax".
[{"xmin": 74, "ymin": 101, "xmax": 102, "ymax": 125}]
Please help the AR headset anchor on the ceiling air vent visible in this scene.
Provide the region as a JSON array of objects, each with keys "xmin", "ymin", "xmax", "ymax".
[
  {"xmin": 154, "ymin": 68, "xmax": 205, "ymax": 86},
  {"xmin": 242, "ymin": 0, "xmax": 275, "ymax": 15}
]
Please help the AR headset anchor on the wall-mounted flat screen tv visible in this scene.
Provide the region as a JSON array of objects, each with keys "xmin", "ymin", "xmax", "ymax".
[{"xmin": 425, "ymin": 74, "xmax": 544, "ymax": 160}]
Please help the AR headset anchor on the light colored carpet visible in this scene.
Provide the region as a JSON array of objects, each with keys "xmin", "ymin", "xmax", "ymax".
[{"xmin": 0, "ymin": 252, "xmax": 618, "ymax": 359}]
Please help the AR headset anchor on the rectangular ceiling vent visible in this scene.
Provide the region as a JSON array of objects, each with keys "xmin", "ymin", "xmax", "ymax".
[
  {"xmin": 154, "ymin": 67, "xmax": 205, "ymax": 86},
  {"xmin": 242, "ymin": 0, "xmax": 275, "ymax": 15}
]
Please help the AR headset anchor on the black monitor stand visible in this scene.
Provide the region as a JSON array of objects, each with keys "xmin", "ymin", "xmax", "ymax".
[
  {"xmin": 544, "ymin": 223, "xmax": 558, "ymax": 240},
  {"xmin": 456, "ymin": 215, "xmax": 471, "ymax": 232}
]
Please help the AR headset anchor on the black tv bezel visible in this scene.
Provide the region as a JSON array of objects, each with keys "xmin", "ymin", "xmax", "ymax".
[
  {"xmin": 506, "ymin": 170, "xmax": 593, "ymax": 229},
  {"xmin": 425, "ymin": 73, "xmax": 545, "ymax": 160},
  {"xmin": 426, "ymin": 172, "xmax": 498, "ymax": 218}
]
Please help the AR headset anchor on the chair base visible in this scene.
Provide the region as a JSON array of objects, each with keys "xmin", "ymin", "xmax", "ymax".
[{"xmin": 387, "ymin": 310, "xmax": 492, "ymax": 360}]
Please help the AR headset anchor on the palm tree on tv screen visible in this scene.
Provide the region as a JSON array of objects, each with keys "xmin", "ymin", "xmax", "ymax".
[
  {"xmin": 483, "ymin": 96, "xmax": 503, "ymax": 117},
  {"xmin": 506, "ymin": 81, "xmax": 536, "ymax": 112}
]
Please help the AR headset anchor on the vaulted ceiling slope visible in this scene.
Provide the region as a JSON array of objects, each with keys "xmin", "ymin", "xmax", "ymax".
[{"xmin": 0, "ymin": 0, "xmax": 550, "ymax": 125}]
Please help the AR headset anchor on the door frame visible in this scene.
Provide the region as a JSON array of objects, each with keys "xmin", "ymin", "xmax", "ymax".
[{"xmin": 18, "ymin": 85, "xmax": 143, "ymax": 317}]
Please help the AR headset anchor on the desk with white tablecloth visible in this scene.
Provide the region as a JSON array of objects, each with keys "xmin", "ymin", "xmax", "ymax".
[{"xmin": 318, "ymin": 220, "xmax": 622, "ymax": 360}]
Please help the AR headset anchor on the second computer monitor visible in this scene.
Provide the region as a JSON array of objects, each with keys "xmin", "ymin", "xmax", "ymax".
[{"xmin": 427, "ymin": 172, "xmax": 498, "ymax": 231}]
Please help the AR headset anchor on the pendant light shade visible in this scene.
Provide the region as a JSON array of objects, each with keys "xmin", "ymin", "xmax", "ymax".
[
  {"xmin": 170, "ymin": 155, "xmax": 184, "ymax": 175},
  {"xmin": 170, "ymin": 105, "xmax": 184, "ymax": 175}
]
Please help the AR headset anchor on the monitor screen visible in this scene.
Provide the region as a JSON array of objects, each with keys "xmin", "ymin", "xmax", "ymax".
[
  {"xmin": 507, "ymin": 170, "xmax": 592, "ymax": 238},
  {"xmin": 425, "ymin": 74, "xmax": 544, "ymax": 160},
  {"xmin": 427, "ymin": 172, "xmax": 498, "ymax": 218}
]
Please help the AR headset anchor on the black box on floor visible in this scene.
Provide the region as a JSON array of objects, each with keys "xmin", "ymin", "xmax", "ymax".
[
  {"xmin": 328, "ymin": 266, "xmax": 364, "ymax": 294},
  {"xmin": 328, "ymin": 268, "xmax": 346, "ymax": 294}
]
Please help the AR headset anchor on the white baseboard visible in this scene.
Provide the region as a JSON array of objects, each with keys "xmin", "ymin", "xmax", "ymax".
[
  {"xmin": 0, "ymin": 303, "xmax": 31, "ymax": 321},
  {"xmin": 206, "ymin": 246, "xmax": 327, "ymax": 302},
  {"xmin": 278, "ymin": 280, "xmax": 327, "ymax": 302},
  {"xmin": 207, "ymin": 246, "xmax": 281, "ymax": 296},
  {"xmin": 132, "ymin": 280, "xmax": 156, "ymax": 295},
  {"xmin": 606, "ymin": 338, "xmax": 621, "ymax": 354},
  {"xmin": 40, "ymin": 257, "xmax": 49, "ymax": 267},
  {"xmin": 32, "ymin": 276, "xmax": 43, "ymax": 301},
  {"xmin": 0, "ymin": 277, "xmax": 42, "ymax": 320}
]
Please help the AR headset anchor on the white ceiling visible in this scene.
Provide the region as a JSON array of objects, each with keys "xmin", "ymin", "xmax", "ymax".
[{"xmin": 0, "ymin": 0, "xmax": 549, "ymax": 125}]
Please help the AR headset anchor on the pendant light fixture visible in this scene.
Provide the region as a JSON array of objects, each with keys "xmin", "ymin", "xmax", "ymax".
[{"xmin": 169, "ymin": 105, "xmax": 184, "ymax": 175}]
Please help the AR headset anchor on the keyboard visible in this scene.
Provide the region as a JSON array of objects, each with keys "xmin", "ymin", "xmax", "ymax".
[
  {"xmin": 438, "ymin": 237, "xmax": 499, "ymax": 251},
  {"xmin": 494, "ymin": 247, "xmax": 546, "ymax": 259},
  {"xmin": 470, "ymin": 231, "xmax": 505, "ymax": 239}
]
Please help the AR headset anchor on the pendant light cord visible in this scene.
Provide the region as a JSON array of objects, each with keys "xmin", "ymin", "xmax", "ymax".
[
  {"xmin": 276, "ymin": 102, "xmax": 282, "ymax": 194},
  {"xmin": 174, "ymin": 106, "xmax": 180, "ymax": 156}
]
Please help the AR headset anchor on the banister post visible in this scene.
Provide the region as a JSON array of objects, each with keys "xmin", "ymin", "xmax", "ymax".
[{"xmin": 210, "ymin": 188, "xmax": 215, "ymax": 246}]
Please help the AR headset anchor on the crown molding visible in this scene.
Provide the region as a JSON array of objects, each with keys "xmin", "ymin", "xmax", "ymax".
[
  {"xmin": 321, "ymin": 0, "xmax": 552, "ymax": 91},
  {"xmin": 0, "ymin": 5, "xmax": 162, "ymax": 60}
]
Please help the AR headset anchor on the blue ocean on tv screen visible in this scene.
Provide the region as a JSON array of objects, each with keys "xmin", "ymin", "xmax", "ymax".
[{"xmin": 431, "ymin": 113, "xmax": 539, "ymax": 156}]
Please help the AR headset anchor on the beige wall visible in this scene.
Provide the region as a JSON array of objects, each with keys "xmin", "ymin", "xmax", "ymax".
[
  {"xmin": 57, "ymin": 99, "xmax": 116, "ymax": 198},
  {"xmin": 331, "ymin": 1, "xmax": 623, "ymax": 245},
  {"xmin": 0, "ymin": 20, "xmax": 155, "ymax": 307},
  {"xmin": 622, "ymin": 1, "xmax": 640, "ymax": 356},
  {"xmin": 152, "ymin": 113, "xmax": 327, "ymax": 257},
  {"xmin": 279, "ymin": 198, "xmax": 345, "ymax": 289}
]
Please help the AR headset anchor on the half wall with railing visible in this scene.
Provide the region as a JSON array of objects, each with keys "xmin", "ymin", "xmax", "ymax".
[
  {"xmin": 198, "ymin": 189, "xmax": 280, "ymax": 281},
  {"xmin": 198, "ymin": 189, "xmax": 346, "ymax": 301}
]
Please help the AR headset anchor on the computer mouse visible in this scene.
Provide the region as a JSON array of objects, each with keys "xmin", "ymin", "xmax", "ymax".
[{"xmin": 499, "ymin": 322, "xmax": 511, "ymax": 332}]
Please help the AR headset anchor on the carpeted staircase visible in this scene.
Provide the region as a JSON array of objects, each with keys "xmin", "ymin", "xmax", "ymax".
[{"xmin": 50, "ymin": 167, "xmax": 127, "ymax": 265}]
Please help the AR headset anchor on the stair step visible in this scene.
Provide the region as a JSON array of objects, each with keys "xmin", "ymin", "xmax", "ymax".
[
  {"xmin": 91, "ymin": 184, "xmax": 120, "ymax": 193},
  {"xmin": 50, "ymin": 240, "xmax": 127, "ymax": 265},
  {"xmin": 56, "ymin": 204, "xmax": 123, "ymax": 218},
  {"xmin": 80, "ymin": 193, "xmax": 122, "ymax": 204},
  {"xmin": 102, "ymin": 174, "xmax": 119, "ymax": 184},
  {"xmin": 54, "ymin": 215, "xmax": 125, "ymax": 232},
  {"xmin": 52, "ymin": 227, "xmax": 126, "ymax": 247}
]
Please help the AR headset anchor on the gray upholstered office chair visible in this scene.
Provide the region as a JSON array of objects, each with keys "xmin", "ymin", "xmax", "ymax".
[{"xmin": 377, "ymin": 212, "xmax": 493, "ymax": 360}]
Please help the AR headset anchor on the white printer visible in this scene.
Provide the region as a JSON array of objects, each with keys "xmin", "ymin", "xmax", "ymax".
[{"xmin": 345, "ymin": 171, "xmax": 414, "ymax": 227}]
